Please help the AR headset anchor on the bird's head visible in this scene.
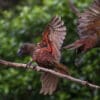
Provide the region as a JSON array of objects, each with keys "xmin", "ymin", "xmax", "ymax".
[{"xmin": 17, "ymin": 43, "xmax": 35, "ymax": 57}]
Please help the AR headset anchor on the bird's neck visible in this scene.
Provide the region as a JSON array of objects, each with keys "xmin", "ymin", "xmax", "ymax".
[{"xmin": 27, "ymin": 43, "xmax": 36, "ymax": 56}]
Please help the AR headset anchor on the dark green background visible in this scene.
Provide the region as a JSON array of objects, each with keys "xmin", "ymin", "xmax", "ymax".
[{"xmin": 0, "ymin": 0, "xmax": 100, "ymax": 99}]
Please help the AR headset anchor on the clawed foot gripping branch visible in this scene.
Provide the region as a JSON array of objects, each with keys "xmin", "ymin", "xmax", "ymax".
[{"xmin": 0, "ymin": 59, "xmax": 100, "ymax": 90}]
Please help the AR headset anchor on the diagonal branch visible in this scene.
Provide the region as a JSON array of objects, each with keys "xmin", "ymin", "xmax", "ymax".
[{"xmin": 0, "ymin": 59, "xmax": 100, "ymax": 89}]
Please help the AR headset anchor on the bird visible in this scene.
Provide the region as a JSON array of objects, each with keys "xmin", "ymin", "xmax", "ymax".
[
  {"xmin": 17, "ymin": 16, "xmax": 69, "ymax": 95},
  {"xmin": 64, "ymin": 0, "xmax": 100, "ymax": 54}
]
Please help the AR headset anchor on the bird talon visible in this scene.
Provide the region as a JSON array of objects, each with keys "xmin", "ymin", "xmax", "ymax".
[
  {"xmin": 26, "ymin": 61, "xmax": 33, "ymax": 69},
  {"xmin": 32, "ymin": 66, "xmax": 37, "ymax": 70}
]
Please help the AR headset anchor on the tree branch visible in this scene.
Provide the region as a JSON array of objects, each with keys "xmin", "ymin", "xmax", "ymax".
[{"xmin": 0, "ymin": 59, "xmax": 100, "ymax": 89}]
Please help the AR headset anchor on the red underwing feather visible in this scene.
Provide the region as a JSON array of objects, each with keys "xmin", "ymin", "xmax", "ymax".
[{"xmin": 41, "ymin": 16, "xmax": 67, "ymax": 61}]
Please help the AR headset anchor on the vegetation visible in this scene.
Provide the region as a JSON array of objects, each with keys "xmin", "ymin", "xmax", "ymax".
[{"xmin": 0, "ymin": 0, "xmax": 100, "ymax": 99}]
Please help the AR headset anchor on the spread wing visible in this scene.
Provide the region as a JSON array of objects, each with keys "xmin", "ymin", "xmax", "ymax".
[
  {"xmin": 41, "ymin": 16, "xmax": 67, "ymax": 61},
  {"xmin": 77, "ymin": 0, "xmax": 100, "ymax": 40}
]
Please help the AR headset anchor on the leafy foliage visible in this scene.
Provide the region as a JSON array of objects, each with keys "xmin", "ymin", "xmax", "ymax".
[{"xmin": 0, "ymin": 0, "xmax": 100, "ymax": 99}]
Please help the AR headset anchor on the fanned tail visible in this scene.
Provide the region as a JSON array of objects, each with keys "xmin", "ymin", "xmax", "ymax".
[
  {"xmin": 40, "ymin": 72, "xmax": 59, "ymax": 95},
  {"xmin": 40, "ymin": 62, "xmax": 69, "ymax": 95}
]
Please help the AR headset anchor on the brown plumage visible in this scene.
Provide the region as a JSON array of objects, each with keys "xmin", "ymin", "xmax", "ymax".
[
  {"xmin": 18, "ymin": 16, "xmax": 69, "ymax": 95},
  {"xmin": 64, "ymin": 0, "xmax": 100, "ymax": 53}
]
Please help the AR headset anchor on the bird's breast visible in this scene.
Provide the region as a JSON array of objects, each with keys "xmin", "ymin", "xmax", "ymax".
[{"xmin": 33, "ymin": 49, "xmax": 55, "ymax": 68}]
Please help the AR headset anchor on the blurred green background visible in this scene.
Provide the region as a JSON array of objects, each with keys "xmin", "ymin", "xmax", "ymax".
[{"xmin": 0, "ymin": 0, "xmax": 100, "ymax": 100}]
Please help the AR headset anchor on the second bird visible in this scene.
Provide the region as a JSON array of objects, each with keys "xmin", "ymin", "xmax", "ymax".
[{"xmin": 64, "ymin": 0, "xmax": 100, "ymax": 53}]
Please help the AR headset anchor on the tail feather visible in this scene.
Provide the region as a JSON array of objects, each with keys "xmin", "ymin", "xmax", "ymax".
[
  {"xmin": 40, "ymin": 62, "xmax": 69, "ymax": 95},
  {"xmin": 63, "ymin": 40, "xmax": 83, "ymax": 50},
  {"xmin": 40, "ymin": 73, "xmax": 51, "ymax": 94},
  {"xmin": 63, "ymin": 36, "xmax": 96, "ymax": 53},
  {"xmin": 48, "ymin": 75, "xmax": 58, "ymax": 95},
  {"xmin": 40, "ymin": 72, "xmax": 59, "ymax": 95}
]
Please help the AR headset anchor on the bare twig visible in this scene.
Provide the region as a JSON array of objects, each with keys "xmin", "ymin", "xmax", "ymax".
[
  {"xmin": 67, "ymin": 0, "xmax": 80, "ymax": 16},
  {"xmin": 0, "ymin": 59, "xmax": 100, "ymax": 89}
]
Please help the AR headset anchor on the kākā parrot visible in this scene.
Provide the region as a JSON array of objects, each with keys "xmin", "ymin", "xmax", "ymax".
[
  {"xmin": 17, "ymin": 16, "xmax": 69, "ymax": 95},
  {"xmin": 64, "ymin": 0, "xmax": 100, "ymax": 54}
]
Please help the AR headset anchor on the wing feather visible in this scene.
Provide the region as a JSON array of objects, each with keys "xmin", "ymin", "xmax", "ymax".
[
  {"xmin": 77, "ymin": 0, "xmax": 100, "ymax": 39},
  {"xmin": 48, "ymin": 16, "xmax": 66, "ymax": 49},
  {"xmin": 41, "ymin": 16, "xmax": 67, "ymax": 61}
]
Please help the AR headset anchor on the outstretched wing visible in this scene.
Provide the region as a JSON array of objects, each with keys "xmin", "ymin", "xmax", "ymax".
[
  {"xmin": 41, "ymin": 16, "xmax": 67, "ymax": 61},
  {"xmin": 77, "ymin": 0, "xmax": 100, "ymax": 40}
]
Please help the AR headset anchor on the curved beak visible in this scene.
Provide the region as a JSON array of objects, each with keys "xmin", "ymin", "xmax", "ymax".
[{"xmin": 17, "ymin": 49, "xmax": 23, "ymax": 57}]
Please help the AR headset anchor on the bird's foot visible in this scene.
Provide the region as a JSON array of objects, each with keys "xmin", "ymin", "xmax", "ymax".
[{"xmin": 26, "ymin": 61, "xmax": 33, "ymax": 69}]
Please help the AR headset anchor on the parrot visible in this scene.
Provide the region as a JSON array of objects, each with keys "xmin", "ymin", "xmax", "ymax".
[
  {"xmin": 17, "ymin": 16, "xmax": 69, "ymax": 95},
  {"xmin": 64, "ymin": 0, "xmax": 100, "ymax": 54}
]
